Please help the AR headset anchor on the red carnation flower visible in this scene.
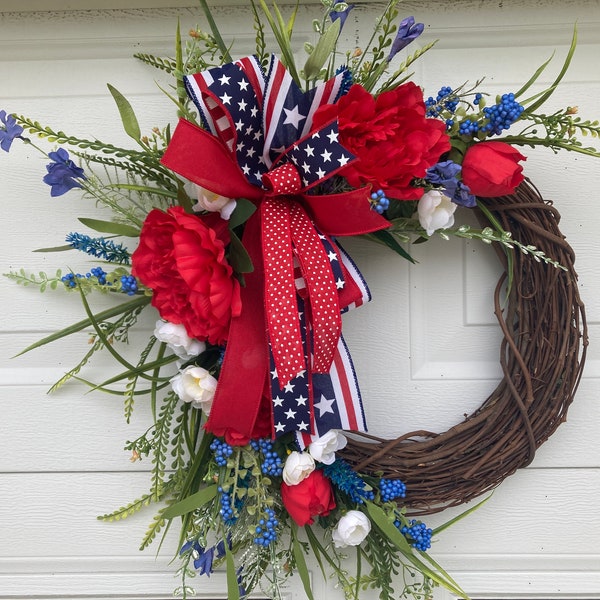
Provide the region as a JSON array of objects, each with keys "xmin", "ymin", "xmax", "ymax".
[
  {"xmin": 313, "ymin": 82, "xmax": 451, "ymax": 200},
  {"xmin": 131, "ymin": 206, "xmax": 241, "ymax": 345},
  {"xmin": 461, "ymin": 141, "xmax": 526, "ymax": 197},
  {"xmin": 281, "ymin": 469, "xmax": 336, "ymax": 526}
]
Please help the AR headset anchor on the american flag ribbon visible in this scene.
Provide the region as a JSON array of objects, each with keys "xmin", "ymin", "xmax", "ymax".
[{"xmin": 161, "ymin": 54, "xmax": 388, "ymax": 441}]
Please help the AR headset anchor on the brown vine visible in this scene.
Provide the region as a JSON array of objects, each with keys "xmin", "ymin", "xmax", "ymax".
[{"xmin": 339, "ymin": 179, "xmax": 588, "ymax": 514}]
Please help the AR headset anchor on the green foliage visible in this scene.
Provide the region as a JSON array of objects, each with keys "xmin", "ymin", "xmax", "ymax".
[{"xmin": 4, "ymin": 268, "xmax": 63, "ymax": 292}]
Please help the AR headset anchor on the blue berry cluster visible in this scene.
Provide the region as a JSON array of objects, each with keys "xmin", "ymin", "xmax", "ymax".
[
  {"xmin": 217, "ymin": 486, "xmax": 237, "ymax": 525},
  {"xmin": 322, "ymin": 459, "xmax": 375, "ymax": 504},
  {"xmin": 458, "ymin": 118, "xmax": 480, "ymax": 135},
  {"xmin": 473, "ymin": 92, "xmax": 483, "ymax": 105},
  {"xmin": 370, "ymin": 189, "xmax": 390, "ymax": 214},
  {"xmin": 250, "ymin": 438, "xmax": 283, "ymax": 477},
  {"xmin": 481, "ymin": 92, "xmax": 524, "ymax": 135},
  {"xmin": 425, "ymin": 86, "xmax": 458, "ymax": 117},
  {"xmin": 395, "ymin": 518, "xmax": 433, "ymax": 551},
  {"xmin": 120, "ymin": 274, "xmax": 138, "ymax": 295},
  {"xmin": 253, "ymin": 507, "xmax": 278, "ymax": 546},
  {"xmin": 379, "ymin": 478, "xmax": 407, "ymax": 502},
  {"xmin": 210, "ymin": 438, "xmax": 233, "ymax": 467},
  {"xmin": 61, "ymin": 266, "xmax": 110, "ymax": 288}
]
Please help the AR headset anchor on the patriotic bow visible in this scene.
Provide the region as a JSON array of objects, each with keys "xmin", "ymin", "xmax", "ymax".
[{"xmin": 161, "ymin": 55, "xmax": 389, "ymax": 441}]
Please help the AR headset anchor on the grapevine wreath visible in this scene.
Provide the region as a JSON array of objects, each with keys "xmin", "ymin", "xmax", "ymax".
[{"xmin": 1, "ymin": 1, "xmax": 595, "ymax": 599}]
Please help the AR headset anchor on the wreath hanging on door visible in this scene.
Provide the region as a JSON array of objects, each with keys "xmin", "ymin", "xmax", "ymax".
[{"xmin": 2, "ymin": 1, "xmax": 593, "ymax": 598}]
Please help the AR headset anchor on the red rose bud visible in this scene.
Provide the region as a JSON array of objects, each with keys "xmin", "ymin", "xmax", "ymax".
[
  {"xmin": 461, "ymin": 141, "xmax": 526, "ymax": 197},
  {"xmin": 131, "ymin": 206, "xmax": 241, "ymax": 345},
  {"xmin": 281, "ymin": 469, "xmax": 336, "ymax": 526}
]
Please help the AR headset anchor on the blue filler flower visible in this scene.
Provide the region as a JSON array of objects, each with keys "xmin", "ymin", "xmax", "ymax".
[
  {"xmin": 0, "ymin": 110, "xmax": 23, "ymax": 152},
  {"xmin": 43, "ymin": 148, "xmax": 86, "ymax": 197},
  {"xmin": 65, "ymin": 232, "xmax": 131, "ymax": 264},
  {"xmin": 322, "ymin": 459, "xmax": 374, "ymax": 504},
  {"xmin": 387, "ymin": 16, "xmax": 424, "ymax": 62}
]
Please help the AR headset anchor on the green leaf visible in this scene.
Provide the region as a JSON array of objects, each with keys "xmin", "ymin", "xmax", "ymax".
[
  {"xmin": 369, "ymin": 229, "xmax": 415, "ymax": 263},
  {"xmin": 107, "ymin": 83, "xmax": 141, "ymax": 142},
  {"xmin": 225, "ymin": 542, "xmax": 240, "ymax": 600},
  {"xmin": 162, "ymin": 484, "xmax": 218, "ymax": 520},
  {"xmin": 78, "ymin": 217, "xmax": 140, "ymax": 237},
  {"xmin": 199, "ymin": 0, "xmax": 233, "ymax": 63},
  {"xmin": 228, "ymin": 198, "xmax": 257, "ymax": 230},
  {"xmin": 303, "ymin": 19, "xmax": 341, "ymax": 80},
  {"xmin": 14, "ymin": 295, "xmax": 150, "ymax": 357},
  {"xmin": 108, "ymin": 183, "xmax": 179, "ymax": 199},
  {"xmin": 291, "ymin": 524, "xmax": 315, "ymax": 600},
  {"xmin": 228, "ymin": 230, "xmax": 254, "ymax": 273},
  {"xmin": 33, "ymin": 244, "xmax": 74, "ymax": 253}
]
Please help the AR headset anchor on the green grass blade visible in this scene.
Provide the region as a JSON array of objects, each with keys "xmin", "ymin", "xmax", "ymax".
[
  {"xmin": 107, "ymin": 83, "xmax": 141, "ymax": 143},
  {"xmin": 199, "ymin": 0, "xmax": 232, "ymax": 63},
  {"xmin": 13, "ymin": 295, "xmax": 150, "ymax": 357},
  {"xmin": 162, "ymin": 484, "xmax": 218, "ymax": 520},
  {"xmin": 291, "ymin": 524, "xmax": 315, "ymax": 600}
]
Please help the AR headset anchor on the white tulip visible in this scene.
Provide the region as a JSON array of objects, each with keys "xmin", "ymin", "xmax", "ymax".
[
  {"xmin": 332, "ymin": 510, "xmax": 371, "ymax": 547},
  {"xmin": 192, "ymin": 185, "xmax": 237, "ymax": 220},
  {"xmin": 171, "ymin": 366, "xmax": 217, "ymax": 413},
  {"xmin": 308, "ymin": 430, "xmax": 347, "ymax": 465},
  {"xmin": 153, "ymin": 320, "xmax": 205, "ymax": 359},
  {"xmin": 417, "ymin": 189, "xmax": 457, "ymax": 236},
  {"xmin": 282, "ymin": 451, "xmax": 316, "ymax": 486}
]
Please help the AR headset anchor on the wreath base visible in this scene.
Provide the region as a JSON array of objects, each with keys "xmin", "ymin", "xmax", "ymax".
[{"xmin": 340, "ymin": 180, "xmax": 587, "ymax": 514}]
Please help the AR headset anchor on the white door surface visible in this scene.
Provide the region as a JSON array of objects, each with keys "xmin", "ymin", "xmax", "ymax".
[{"xmin": 1, "ymin": 1, "xmax": 599, "ymax": 598}]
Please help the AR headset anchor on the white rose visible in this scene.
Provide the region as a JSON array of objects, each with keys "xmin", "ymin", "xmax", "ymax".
[
  {"xmin": 191, "ymin": 185, "xmax": 236, "ymax": 220},
  {"xmin": 308, "ymin": 430, "xmax": 347, "ymax": 465},
  {"xmin": 332, "ymin": 510, "xmax": 371, "ymax": 548},
  {"xmin": 282, "ymin": 451, "xmax": 315, "ymax": 486},
  {"xmin": 153, "ymin": 320, "xmax": 206, "ymax": 359},
  {"xmin": 170, "ymin": 365, "xmax": 217, "ymax": 413},
  {"xmin": 417, "ymin": 189, "xmax": 457, "ymax": 236}
]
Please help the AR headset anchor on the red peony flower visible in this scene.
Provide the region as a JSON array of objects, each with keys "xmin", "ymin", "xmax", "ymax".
[
  {"xmin": 131, "ymin": 206, "xmax": 241, "ymax": 345},
  {"xmin": 461, "ymin": 141, "xmax": 526, "ymax": 197},
  {"xmin": 313, "ymin": 82, "xmax": 451, "ymax": 200},
  {"xmin": 281, "ymin": 469, "xmax": 336, "ymax": 526}
]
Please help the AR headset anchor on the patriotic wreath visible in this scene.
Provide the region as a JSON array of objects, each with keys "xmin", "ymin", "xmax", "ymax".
[{"xmin": 2, "ymin": 1, "xmax": 595, "ymax": 599}]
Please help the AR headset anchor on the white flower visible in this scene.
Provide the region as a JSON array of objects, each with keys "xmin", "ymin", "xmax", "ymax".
[
  {"xmin": 170, "ymin": 366, "xmax": 217, "ymax": 413},
  {"xmin": 153, "ymin": 319, "xmax": 206, "ymax": 359},
  {"xmin": 191, "ymin": 184, "xmax": 236, "ymax": 220},
  {"xmin": 282, "ymin": 451, "xmax": 315, "ymax": 486},
  {"xmin": 308, "ymin": 430, "xmax": 347, "ymax": 465},
  {"xmin": 417, "ymin": 189, "xmax": 457, "ymax": 236},
  {"xmin": 332, "ymin": 510, "xmax": 371, "ymax": 548}
]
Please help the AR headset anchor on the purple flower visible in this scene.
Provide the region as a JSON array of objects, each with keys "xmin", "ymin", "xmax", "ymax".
[
  {"xmin": 0, "ymin": 110, "xmax": 23, "ymax": 152},
  {"xmin": 330, "ymin": 4, "xmax": 355, "ymax": 31},
  {"xmin": 426, "ymin": 160, "xmax": 476, "ymax": 207},
  {"xmin": 387, "ymin": 16, "xmax": 424, "ymax": 62},
  {"xmin": 43, "ymin": 148, "xmax": 86, "ymax": 197}
]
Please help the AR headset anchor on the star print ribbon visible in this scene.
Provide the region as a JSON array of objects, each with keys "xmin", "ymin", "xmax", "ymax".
[{"xmin": 161, "ymin": 54, "xmax": 389, "ymax": 440}]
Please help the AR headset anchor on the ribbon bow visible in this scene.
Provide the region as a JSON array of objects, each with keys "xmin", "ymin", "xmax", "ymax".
[{"xmin": 161, "ymin": 55, "xmax": 388, "ymax": 441}]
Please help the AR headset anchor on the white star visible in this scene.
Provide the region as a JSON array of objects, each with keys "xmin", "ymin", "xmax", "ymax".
[
  {"xmin": 283, "ymin": 105, "xmax": 306, "ymax": 128},
  {"xmin": 238, "ymin": 79, "xmax": 249, "ymax": 91},
  {"xmin": 301, "ymin": 162, "xmax": 311, "ymax": 174},
  {"xmin": 284, "ymin": 381, "xmax": 295, "ymax": 394},
  {"xmin": 311, "ymin": 131, "xmax": 320, "ymax": 139},
  {"xmin": 271, "ymin": 367, "xmax": 278, "ymax": 379},
  {"xmin": 336, "ymin": 278, "xmax": 345, "ymax": 289},
  {"xmin": 314, "ymin": 394, "xmax": 335, "ymax": 416},
  {"xmin": 275, "ymin": 421, "xmax": 285, "ymax": 433},
  {"xmin": 242, "ymin": 164, "xmax": 251, "ymax": 175},
  {"xmin": 295, "ymin": 369, "xmax": 306, "ymax": 378},
  {"xmin": 236, "ymin": 141, "xmax": 245, "ymax": 152},
  {"xmin": 296, "ymin": 395, "xmax": 308, "ymax": 406},
  {"xmin": 273, "ymin": 395, "xmax": 285, "ymax": 407},
  {"xmin": 221, "ymin": 92, "xmax": 232, "ymax": 105},
  {"xmin": 250, "ymin": 106, "xmax": 258, "ymax": 117},
  {"xmin": 235, "ymin": 119, "xmax": 244, "ymax": 131},
  {"xmin": 219, "ymin": 74, "xmax": 231, "ymax": 86},
  {"xmin": 245, "ymin": 125, "xmax": 254, "ymax": 135},
  {"xmin": 338, "ymin": 154, "xmax": 350, "ymax": 166},
  {"xmin": 316, "ymin": 167, "xmax": 326, "ymax": 179},
  {"xmin": 297, "ymin": 421, "xmax": 309, "ymax": 431},
  {"xmin": 238, "ymin": 99, "xmax": 248, "ymax": 111},
  {"xmin": 328, "ymin": 250, "xmax": 338, "ymax": 262},
  {"xmin": 304, "ymin": 144, "xmax": 315, "ymax": 157},
  {"xmin": 285, "ymin": 408, "xmax": 297, "ymax": 420},
  {"xmin": 321, "ymin": 149, "xmax": 332, "ymax": 162},
  {"xmin": 254, "ymin": 130, "xmax": 263, "ymax": 141},
  {"xmin": 254, "ymin": 170, "xmax": 263, "ymax": 181},
  {"xmin": 246, "ymin": 146, "xmax": 256, "ymax": 158},
  {"xmin": 327, "ymin": 129, "xmax": 339, "ymax": 144}
]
